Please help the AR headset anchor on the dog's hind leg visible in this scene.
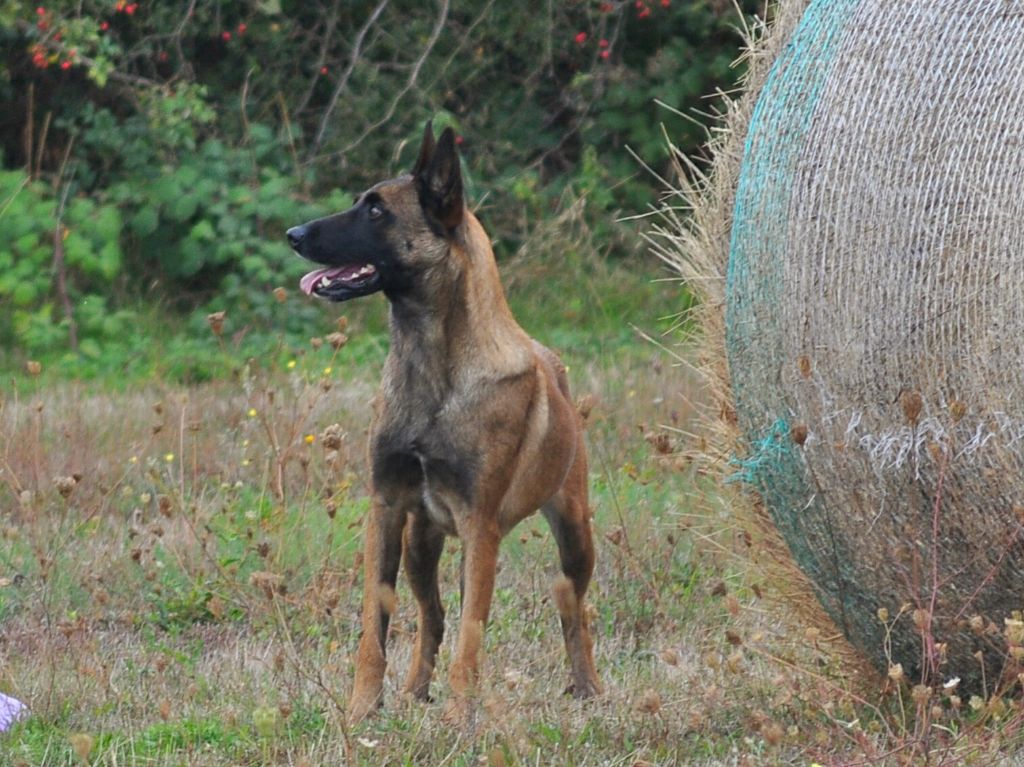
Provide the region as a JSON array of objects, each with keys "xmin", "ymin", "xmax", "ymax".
[
  {"xmin": 542, "ymin": 445, "xmax": 602, "ymax": 699},
  {"xmin": 348, "ymin": 497, "xmax": 407, "ymax": 723},
  {"xmin": 402, "ymin": 510, "xmax": 446, "ymax": 701}
]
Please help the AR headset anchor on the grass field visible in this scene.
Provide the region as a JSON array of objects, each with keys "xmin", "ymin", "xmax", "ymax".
[{"xmin": 2, "ymin": 231, "xmax": 1023, "ymax": 766}]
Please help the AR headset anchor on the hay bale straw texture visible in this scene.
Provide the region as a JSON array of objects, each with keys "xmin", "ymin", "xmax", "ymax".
[{"xmin": 656, "ymin": 0, "xmax": 1024, "ymax": 689}]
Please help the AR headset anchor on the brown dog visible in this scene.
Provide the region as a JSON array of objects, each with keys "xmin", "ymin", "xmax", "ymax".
[{"xmin": 287, "ymin": 123, "xmax": 600, "ymax": 724}]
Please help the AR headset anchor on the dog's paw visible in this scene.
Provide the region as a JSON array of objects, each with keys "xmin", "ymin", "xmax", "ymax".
[
  {"xmin": 347, "ymin": 692, "xmax": 383, "ymax": 725},
  {"xmin": 563, "ymin": 678, "xmax": 602, "ymax": 699},
  {"xmin": 400, "ymin": 686, "xmax": 434, "ymax": 704},
  {"xmin": 441, "ymin": 696, "xmax": 478, "ymax": 730}
]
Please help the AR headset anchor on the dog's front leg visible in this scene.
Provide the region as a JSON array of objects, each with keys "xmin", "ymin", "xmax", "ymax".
[
  {"xmin": 402, "ymin": 511, "xmax": 446, "ymax": 700},
  {"xmin": 443, "ymin": 520, "xmax": 500, "ymax": 727},
  {"xmin": 348, "ymin": 496, "xmax": 407, "ymax": 724}
]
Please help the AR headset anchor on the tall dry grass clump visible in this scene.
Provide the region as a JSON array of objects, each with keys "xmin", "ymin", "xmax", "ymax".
[{"xmin": 647, "ymin": 0, "xmax": 856, "ymax": 657}]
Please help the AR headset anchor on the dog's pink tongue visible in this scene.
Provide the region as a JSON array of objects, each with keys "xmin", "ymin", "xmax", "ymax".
[
  {"xmin": 300, "ymin": 263, "xmax": 376, "ymax": 295},
  {"xmin": 300, "ymin": 268, "xmax": 333, "ymax": 296}
]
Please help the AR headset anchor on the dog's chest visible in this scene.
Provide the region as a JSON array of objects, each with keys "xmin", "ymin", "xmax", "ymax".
[
  {"xmin": 372, "ymin": 410, "xmax": 478, "ymax": 535},
  {"xmin": 417, "ymin": 453, "xmax": 460, "ymax": 534},
  {"xmin": 418, "ymin": 420, "xmax": 479, "ymax": 527}
]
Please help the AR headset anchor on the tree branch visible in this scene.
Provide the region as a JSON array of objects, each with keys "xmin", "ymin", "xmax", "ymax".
[
  {"xmin": 307, "ymin": 0, "xmax": 391, "ymax": 161},
  {"xmin": 295, "ymin": 0, "xmax": 343, "ymax": 117},
  {"xmin": 171, "ymin": 0, "xmax": 199, "ymax": 80},
  {"xmin": 15, "ymin": 20, "xmax": 161, "ymax": 89},
  {"xmin": 314, "ymin": 0, "xmax": 450, "ymax": 166},
  {"xmin": 52, "ymin": 143, "xmax": 78, "ymax": 354}
]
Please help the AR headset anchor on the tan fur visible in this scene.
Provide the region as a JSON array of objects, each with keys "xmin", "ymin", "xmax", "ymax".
[{"xmin": 344, "ymin": 160, "xmax": 600, "ymax": 725}]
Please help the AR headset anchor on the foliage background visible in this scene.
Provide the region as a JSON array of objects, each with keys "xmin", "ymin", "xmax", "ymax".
[{"xmin": 0, "ymin": 0, "xmax": 760, "ymax": 379}]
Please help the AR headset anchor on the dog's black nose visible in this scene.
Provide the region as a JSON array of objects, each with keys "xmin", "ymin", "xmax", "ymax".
[{"xmin": 286, "ymin": 225, "xmax": 306, "ymax": 250}]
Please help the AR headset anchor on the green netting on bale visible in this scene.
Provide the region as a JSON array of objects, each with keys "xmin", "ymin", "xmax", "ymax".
[{"xmin": 725, "ymin": 0, "xmax": 1024, "ymax": 687}]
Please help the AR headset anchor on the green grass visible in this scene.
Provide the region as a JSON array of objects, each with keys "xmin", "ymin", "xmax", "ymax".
[{"xmin": 2, "ymin": 222, "xmax": 1022, "ymax": 765}]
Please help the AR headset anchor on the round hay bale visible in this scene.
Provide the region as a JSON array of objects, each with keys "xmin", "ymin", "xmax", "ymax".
[{"xmin": 660, "ymin": 1, "xmax": 1024, "ymax": 689}]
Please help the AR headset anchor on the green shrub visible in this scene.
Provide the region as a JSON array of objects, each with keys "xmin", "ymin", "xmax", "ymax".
[
  {"xmin": 0, "ymin": 169, "xmax": 128, "ymax": 354},
  {"xmin": 107, "ymin": 125, "xmax": 349, "ymax": 331},
  {"xmin": 0, "ymin": 0, "xmax": 760, "ymax": 370}
]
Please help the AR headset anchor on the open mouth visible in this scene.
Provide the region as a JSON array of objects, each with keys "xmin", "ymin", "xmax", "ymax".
[{"xmin": 299, "ymin": 263, "xmax": 380, "ymax": 301}]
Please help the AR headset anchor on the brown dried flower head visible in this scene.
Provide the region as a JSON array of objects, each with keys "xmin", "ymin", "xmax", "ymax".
[
  {"xmin": 762, "ymin": 721, "xmax": 785, "ymax": 747},
  {"xmin": 635, "ymin": 689, "xmax": 662, "ymax": 715},
  {"xmin": 949, "ymin": 399, "xmax": 967, "ymax": 422},
  {"xmin": 69, "ymin": 733, "xmax": 94, "ymax": 762},
  {"xmin": 790, "ymin": 424, "xmax": 808, "ymax": 446},
  {"xmin": 911, "ymin": 684, "xmax": 931, "ymax": 706},
  {"xmin": 54, "ymin": 476, "xmax": 77, "ymax": 498},
  {"xmin": 157, "ymin": 495, "xmax": 173, "ymax": 517},
  {"xmin": 645, "ymin": 430, "xmax": 673, "ymax": 455},
  {"xmin": 206, "ymin": 311, "xmax": 226, "ymax": 336},
  {"xmin": 797, "ymin": 355, "xmax": 812, "ymax": 379},
  {"xmin": 576, "ymin": 393, "xmax": 597, "ymax": 422},
  {"xmin": 900, "ymin": 389, "xmax": 923, "ymax": 425},
  {"xmin": 1005, "ymin": 617, "xmax": 1024, "ymax": 645},
  {"xmin": 320, "ymin": 424, "xmax": 345, "ymax": 451},
  {"xmin": 249, "ymin": 570, "xmax": 285, "ymax": 599}
]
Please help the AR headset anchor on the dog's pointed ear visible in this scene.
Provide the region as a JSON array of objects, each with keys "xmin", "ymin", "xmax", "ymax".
[
  {"xmin": 411, "ymin": 121, "xmax": 436, "ymax": 179},
  {"xmin": 415, "ymin": 126, "xmax": 463, "ymax": 232}
]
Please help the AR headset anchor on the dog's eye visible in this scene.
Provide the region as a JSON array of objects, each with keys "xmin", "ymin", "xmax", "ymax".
[{"xmin": 368, "ymin": 203, "xmax": 384, "ymax": 220}]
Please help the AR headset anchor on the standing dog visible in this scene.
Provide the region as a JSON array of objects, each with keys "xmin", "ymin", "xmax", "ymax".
[{"xmin": 287, "ymin": 123, "xmax": 600, "ymax": 724}]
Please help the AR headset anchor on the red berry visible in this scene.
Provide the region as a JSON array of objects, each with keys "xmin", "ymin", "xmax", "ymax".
[
  {"xmin": 221, "ymin": 31, "xmax": 231, "ymax": 41},
  {"xmin": 661, "ymin": 0, "xmax": 670, "ymax": 6},
  {"xmin": 237, "ymin": 22, "xmax": 247, "ymax": 34},
  {"xmin": 638, "ymin": 6, "xmax": 650, "ymax": 18},
  {"xmin": 36, "ymin": 7, "xmax": 45, "ymax": 15},
  {"xmin": 319, "ymin": 66, "xmax": 328, "ymax": 75},
  {"xmin": 100, "ymin": 21, "xmax": 109, "ymax": 30},
  {"xmin": 158, "ymin": 51, "xmax": 168, "ymax": 62},
  {"xmin": 599, "ymin": 2, "xmax": 613, "ymax": 11},
  {"xmin": 125, "ymin": 3, "xmax": 137, "ymax": 14},
  {"xmin": 600, "ymin": 49, "xmax": 610, "ymax": 59},
  {"xmin": 60, "ymin": 60, "xmax": 71, "ymax": 70},
  {"xmin": 455, "ymin": 135, "xmax": 464, "ymax": 145},
  {"xmin": 599, "ymin": 38, "xmax": 609, "ymax": 48},
  {"xmin": 574, "ymin": 31, "xmax": 587, "ymax": 45}
]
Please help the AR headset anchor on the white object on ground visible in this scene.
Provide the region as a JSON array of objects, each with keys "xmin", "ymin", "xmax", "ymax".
[{"xmin": 0, "ymin": 692, "xmax": 27, "ymax": 731}]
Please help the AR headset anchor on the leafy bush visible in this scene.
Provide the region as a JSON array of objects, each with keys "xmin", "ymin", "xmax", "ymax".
[
  {"xmin": 0, "ymin": 169, "xmax": 130, "ymax": 356},
  {"xmin": 106, "ymin": 125, "xmax": 349, "ymax": 329},
  {"xmin": 0, "ymin": 0, "xmax": 761, "ymax": 370}
]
